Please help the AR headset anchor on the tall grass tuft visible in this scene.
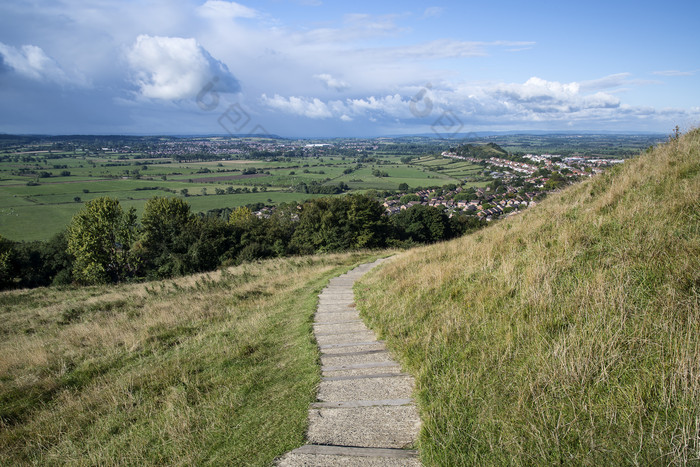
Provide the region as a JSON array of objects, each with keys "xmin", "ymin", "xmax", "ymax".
[{"xmin": 357, "ymin": 129, "xmax": 700, "ymax": 465}]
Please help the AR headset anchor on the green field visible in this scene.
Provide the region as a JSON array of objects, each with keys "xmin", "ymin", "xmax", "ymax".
[{"xmin": 0, "ymin": 148, "xmax": 485, "ymax": 241}]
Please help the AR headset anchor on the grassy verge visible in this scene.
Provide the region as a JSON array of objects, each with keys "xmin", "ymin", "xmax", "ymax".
[
  {"xmin": 0, "ymin": 251, "xmax": 384, "ymax": 465},
  {"xmin": 356, "ymin": 130, "xmax": 700, "ymax": 465}
]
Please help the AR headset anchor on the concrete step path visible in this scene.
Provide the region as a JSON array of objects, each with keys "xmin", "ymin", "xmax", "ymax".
[{"xmin": 277, "ymin": 259, "xmax": 422, "ymax": 466}]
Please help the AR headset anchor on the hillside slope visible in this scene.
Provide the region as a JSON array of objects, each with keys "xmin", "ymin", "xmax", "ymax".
[
  {"xmin": 0, "ymin": 251, "xmax": 385, "ymax": 465},
  {"xmin": 454, "ymin": 142, "xmax": 508, "ymax": 158},
  {"xmin": 357, "ymin": 129, "xmax": 699, "ymax": 465}
]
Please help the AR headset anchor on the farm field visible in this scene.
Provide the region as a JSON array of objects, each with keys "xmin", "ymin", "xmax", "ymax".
[{"xmin": 0, "ymin": 143, "xmax": 486, "ymax": 241}]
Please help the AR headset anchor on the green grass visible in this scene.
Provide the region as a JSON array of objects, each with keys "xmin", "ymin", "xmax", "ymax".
[
  {"xmin": 355, "ymin": 130, "xmax": 700, "ymax": 465},
  {"xmin": 0, "ymin": 146, "xmax": 510, "ymax": 243},
  {"xmin": 0, "ymin": 251, "xmax": 385, "ymax": 465},
  {"xmin": 0, "ymin": 149, "xmax": 486, "ymax": 241}
]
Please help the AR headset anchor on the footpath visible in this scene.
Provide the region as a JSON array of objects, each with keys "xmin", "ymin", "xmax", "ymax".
[{"xmin": 277, "ymin": 259, "xmax": 422, "ymax": 466}]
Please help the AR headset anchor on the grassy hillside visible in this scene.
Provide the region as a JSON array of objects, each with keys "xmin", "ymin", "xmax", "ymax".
[
  {"xmin": 454, "ymin": 142, "xmax": 508, "ymax": 158},
  {"xmin": 0, "ymin": 251, "xmax": 385, "ymax": 465},
  {"xmin": 357, "ymin": 129, "xmax": 699, "ymax": 464}
]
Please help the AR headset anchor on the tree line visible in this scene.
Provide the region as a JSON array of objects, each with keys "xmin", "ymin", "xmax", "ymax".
[{"xmin": 0, "ymin": 194, "xmax": 485, "ymax": 288}]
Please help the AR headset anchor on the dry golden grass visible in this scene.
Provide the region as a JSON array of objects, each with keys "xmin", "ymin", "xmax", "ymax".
[
  {"xmin": 0, "ymin": 251, "xmax": 385, "ymax": 465},
  {"xmin": 357, "ymin": 129, "xmax": 699, "ymax": 465}
]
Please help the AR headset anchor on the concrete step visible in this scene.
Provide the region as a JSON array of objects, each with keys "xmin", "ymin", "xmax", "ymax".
[
  {"xmin": 277, "ymin": 445, "xmax": 420, "ymax": 467},
  {"xmin": 315, "ymin": 311, "xmax": 360, "ymax": 323},
  {"xmin": 313, "ymin": 321, "xmax": 367, "ymax": 334},
  {"xmin": 320, "ymin": 343, "xmax": 386, "ymax": 355},
  {"xmin": 317, "ymin": 374, "xmax": 414, "ymax": 402},
  {"xmin": 276, "ymin": 258, "xmax": 421, "ymax": 467},
  {"xmin": 316, "ymin": 331, "xmax": 378, "ymax": 346},
  {"xmin": 323, "ymin": 364, "xmax": 403, "ymax": 379},
  {"xmin": 307, "ymin": 405, "xmax": 421, "ymax": 448},
  {"xmin": 319, "ymin": 348, "xmax": 391, "ymax": 366},
  {"xmin": 315, "ymin": 306, "xmax": 359, "ymax": 313},
  {"xmin": 322, "ymin": 361, "xmax": 401, "ymax": 372}
]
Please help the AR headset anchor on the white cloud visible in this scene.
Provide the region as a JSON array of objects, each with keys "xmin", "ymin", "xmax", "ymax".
[
  {"xmin": 652, "ymin": 70, "xmax": 695, "ymax": 77},
  {"xmin": 295, "ymin": 13, "xmax": 405, "ymax": 44},
  {"xmin": 262, "ymin": 92, "xmax": 422, "ymax": 121},
  {"xmin": 0, "ymin": 42, "xmax": 69, "ymax": 83},
  {"xmin": 262, "ymin": 94, "xmax": 333, "ymax": 118},
  {"xmin": 197, "ymin": 1, "xmax": 258, "ymax": 19},
  {"xmin": 0, "ymin": 1, "xmax": 694, "ymax": 135},
  {"xmin": 360, "ymin": 40, "xmax": 536, "ymax": 61},
  {"xmin": 260, "ymin": 76, "xmax": 634, "ymax": 127},
  {"xmin": 126, "ymin": 35, "xmax": 239, "ymax": 100},
  {"xmin": 579, "ymin": 73, "xmax": 631, "ymax": 91},
  {"xmin": 345, "ymin": 94, "xmax": 411, "ymax": 117},
  {"xmin": 490, "ymin": 77, "xmax": 619, "ymax": 112},
  {"xmin": 314, "ymin": 73, "xmax": 350, "ymax": 92},
  {"xmin": 493, "ymin": 77, "xmax": 580, "ymax": 102}
]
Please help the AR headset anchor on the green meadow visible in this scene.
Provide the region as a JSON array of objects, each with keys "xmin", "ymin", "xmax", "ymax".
[{"xmin": 0, "ymin": 150, "xmax": 485, "ymax": 241}]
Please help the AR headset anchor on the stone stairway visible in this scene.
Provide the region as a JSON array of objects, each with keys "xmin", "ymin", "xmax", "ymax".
[{"xmin": 277, "ymin": 259, "xmax": 422, "ymax": 466}]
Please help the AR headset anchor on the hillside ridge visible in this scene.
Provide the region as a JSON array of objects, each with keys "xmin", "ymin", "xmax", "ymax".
[{"xmin": 356, "ymin": 129, "xmax": 699, "ymax": 465}]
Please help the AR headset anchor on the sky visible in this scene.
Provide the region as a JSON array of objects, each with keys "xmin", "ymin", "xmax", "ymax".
[{"xmin": 0, "ymin": 0, "xmax": 699, "ymax": 137}]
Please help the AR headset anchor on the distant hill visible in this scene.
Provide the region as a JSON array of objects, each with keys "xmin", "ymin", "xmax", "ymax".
[
  {"xmin": 453, "ymin": 141, "xmax": 508, "ymax": 158},
  {"xmin": 358, "ymin": 129, "xmax": 700, "ymax": 464}
]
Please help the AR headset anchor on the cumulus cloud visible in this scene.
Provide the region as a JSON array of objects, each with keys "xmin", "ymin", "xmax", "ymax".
[
  {"xmin": 126, "ymin": 35, "xmax": 240, "ymax": 101},
  {"xmin": 345, "ymin": 94, "xmax": 412, "ymax": 117},
  {"xmin": 262, "ymin": 92, "xmax": 420, "ymax": 121},
  {"xmin": 315, "ymin": 73, "xmax": 350, "ymax": 92},
  {"xmin": 0, "ymin": 1, "xmax": 693, "ymax": 135},
  {"xmin": 261, "ymin": 76, "xmax": 634, "ymax": 127},
  {"xmin": 0, "ymin": 42, "xmax": 69, "ymax": 83},
  {"xmin": 262, "ymin": 94, "xmax": 333, "ymax": 118},
  {"xmin": 491, "ymin": 77, "xmax": 619, "ymax": 112}
]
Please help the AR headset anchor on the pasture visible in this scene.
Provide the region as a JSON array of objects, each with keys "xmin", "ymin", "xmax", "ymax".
[{"xmin": 0, "ymin": 147, "xmax": 484, "ymax": 241}]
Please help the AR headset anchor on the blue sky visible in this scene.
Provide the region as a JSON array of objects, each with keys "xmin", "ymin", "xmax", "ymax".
[{"xmin": 0, "ymin": 0, "xmax": 698, "ymax": 137}]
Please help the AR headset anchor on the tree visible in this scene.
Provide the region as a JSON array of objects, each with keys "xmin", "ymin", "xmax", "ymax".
[
  {"xmin": 290, "ymin": 195, "xmax": 386, "ymax": 254},
  {"xmin": 0, "ymin": 235, "xmax": 13, "ymax": 288},
  {"xmin": 400, "ymin": 194, "xmax": 421, "ymax": 204},
  {"xmin": 67, "ymin": 197, "xmax": 139, "ymax": 284},
  {"xmin": 390, "ymin": 205, "xmax": 452, "ymax": 244},
  {"xmin": 229, "ymin": 206, "xmax": 255, "ymax": 227},
  {"xmin": 398, "ymin": 183, "xmax": 409, "ymax": 191},
  {"xmin": 139, "ymin": 197, "xmax": 194, "ymax": 277},
  {"xmin": 346, "ymin": 194, "xmax": 388, "ymax": 249},
  {"xmin": 544, "ymin": 172, "xmax": 567, "ymax": 190}
]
